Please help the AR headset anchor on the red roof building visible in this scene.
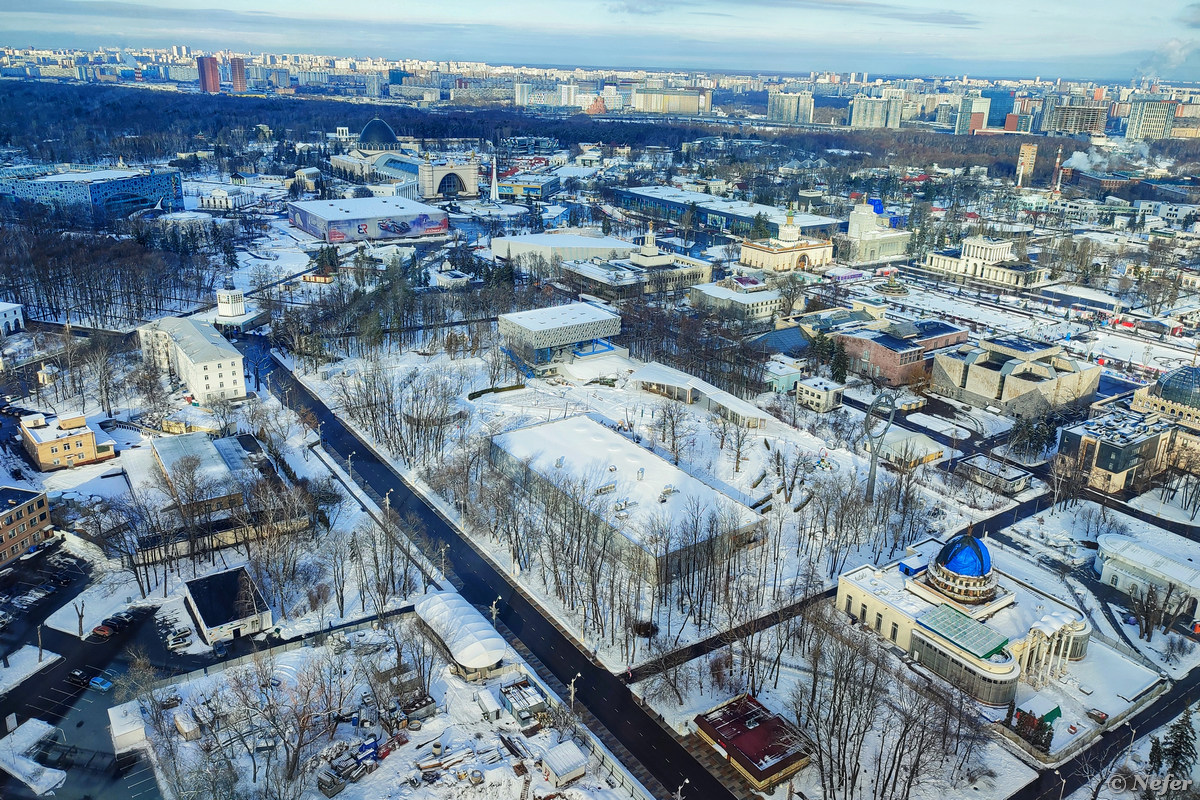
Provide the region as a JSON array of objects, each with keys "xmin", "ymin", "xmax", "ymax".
[{"xmin": 693, "ymin": 694, "xmax": 812, "ymax": 791}]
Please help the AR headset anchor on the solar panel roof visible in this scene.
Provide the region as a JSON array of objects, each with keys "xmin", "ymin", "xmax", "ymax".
[{"xmin": 917, "ymin": 604, "xmax": 1009, "ymax": 659}]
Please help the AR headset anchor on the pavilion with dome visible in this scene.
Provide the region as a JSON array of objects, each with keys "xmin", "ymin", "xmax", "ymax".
[
  {"xmin": 1132, "ymin": 365, "xmax": 1200, "ymax": 437},
  {"xmin": 836, "ymin": 532, "xmax": 1091, "ymax": 706}
]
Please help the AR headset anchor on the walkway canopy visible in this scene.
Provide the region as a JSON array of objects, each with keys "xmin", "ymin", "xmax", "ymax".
[{"xmin": 414, "ymin": 592, "xmax": 507, "ymax": 671}]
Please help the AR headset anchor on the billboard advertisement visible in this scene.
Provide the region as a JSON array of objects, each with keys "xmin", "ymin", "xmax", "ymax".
[{"xmin": 288, "ymin": 202, "xmax": 449, "ymax": 243}]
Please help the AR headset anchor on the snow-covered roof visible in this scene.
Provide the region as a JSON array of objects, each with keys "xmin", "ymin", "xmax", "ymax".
[
  {"xmin": 492, "ymin": 415, "xmax": 758, "ymax": 552},
  {"xmin": 498, "ymin": 302, "xmax": 619, "ymax": 333},
  {"xmin": 691, "ymin": 282, "xmax": 781, "ymax": 304},
  {"xmin": 414, "ymin": 592, "xmax": 507, "ymax": 671},
  {"xmin": 287, "ymin": 196, "xmax": 444, "ymax": 222},
  {"xmin": 1098, "ymin": 534, "xmax": 1200, "ymax": 592},
  {"xmin": 542, "ymin": 740, "xmax": 587, "ymax": 777},
  {"xmin": 627, "ymin": 361, "xmax": 766, "ymax": 424}
]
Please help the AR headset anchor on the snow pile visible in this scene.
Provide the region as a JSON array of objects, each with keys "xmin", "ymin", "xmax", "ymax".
[
  {"xmin": 0, "ymin": 719, "xmax": 65, "ymax": 795},
  {"xmin": 0, "ymin": 646, "xmax": 61, "ymax": 695}
]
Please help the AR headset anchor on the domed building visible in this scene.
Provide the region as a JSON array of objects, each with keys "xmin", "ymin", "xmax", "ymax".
[
  {"xmin": 1132, "ymin": 365, "xmax": 1200, "ymax": 436},
  {"xmin": 836, "ymin": 533, "xmax": 1095, "ymax": 707},
  {"xmin": 925, "ymin": 533, "xmax": 999, "ymax": 603},
  {"xmin": 358, "ymin": 118, "xmax": 399, "ymax": 149}
]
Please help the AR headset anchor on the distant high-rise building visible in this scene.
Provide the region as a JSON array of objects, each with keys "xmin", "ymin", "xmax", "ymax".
[
  {"xmin": 1017, "ymin": 143, "xmax": 1037, "ymax": 187},
  {"xmin": 197, "ymin": 56, "xmax": 220, "ymax": 93},
  {"xmin": 1127, "ymin": 100, "xmax": 1175, "ymax": 141},
  {"xmin": 514, "ymin": 83, "xmax": 533, "ymax": 106},
  {"xmin": 882, "ymin": 88, "xmax": 905, "ymax": 128},
  {"xmin": 767, "ymin": 90, "xmax": 814, "ymax": 125},
  {"xmin": 229, "ymin": 57, "xmax": 246, "ymax": 93},
  {"xmin": 955, "ymin": 93, "xmax": 991, "ymax": 135},
  {"xmin": 1046, "ymin": 102, "xmax": 1107, "ymax": 135},
  {"xmin": 848, "ymin": 95, "xmax": 898, "ymax": 129},
  {"xmin": 982, "ymin": 89, "xmax": 1015, "ymax": 128}
]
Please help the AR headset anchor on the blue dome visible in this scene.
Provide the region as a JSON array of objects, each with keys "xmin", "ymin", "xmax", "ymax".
[
  {"xmin": 935, "ymin": 534, "xmax": 991, "ymax": 577},
  {"xmin": 1152, "ymin": 366, "xmax": 1200, "ymax": 410},
  {"xmin": 359, "ymin": 118, "xmax": 397, "ymax": 146}
]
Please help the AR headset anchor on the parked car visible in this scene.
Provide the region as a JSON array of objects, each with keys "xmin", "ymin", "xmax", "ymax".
[
  {"xmin": 0, "ymin": 612, "xmax": 12, "ymax": 630},
  {"xmin": 102, "ymin": 617, "xmax": 126, "ymax": 632},
  {"xmin": 213, "ymin": 640, "xmax": 229, "ymax": 658},
  {"xmin": 66, "ymin": 669, "xmax": 88, "ymax": 687},
  {"xmin": 88, "ymin": 676, "xmax": 113, "ymax": 693},
  {"xmin": 167, "ymin": 634, "xmax": 191, "ymax": 648},
  {"xmin": 112, "ymin": 611, "xmax": 136, "ymax": 626},
  {"xmin": 91, "ymin": 625, "xmax": 114, "ymax": 639},
  {"xmin": 1087, "ymin": 709, "xmax": 1109, "ymax": 724}
]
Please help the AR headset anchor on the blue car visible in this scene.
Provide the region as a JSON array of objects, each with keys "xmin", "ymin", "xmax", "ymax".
[
  {"xmin": 213, "ymin": 640, "xmax": 229, "ymax": 658},
  {"xmin": 89, "ymin": 676, "xmax": 113, "ymax": 693}
]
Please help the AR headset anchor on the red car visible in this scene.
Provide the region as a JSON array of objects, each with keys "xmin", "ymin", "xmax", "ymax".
[{"xmin": 91, "ymin": 625, "xmax": 114, "ymax": 639}]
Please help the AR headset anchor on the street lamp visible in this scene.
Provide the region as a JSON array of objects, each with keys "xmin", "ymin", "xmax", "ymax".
[
  {"xmin": 347, "ymin": 451, "xmax": 357, "ymax": 481},
  {"xmin": 672, "ymin": 779, "xmax": 689, "ymax": 800},
  {"xmin": 568, "ymin": 672, "xmax": 582, "ymax": 713},
  {"xmin": 1055, "ymin": 769, "xmax": 1065, "ymax": 800},
  {"xmin": 384, "ymin": 488, "xmax": 393, "ymax": 518},
  {"xmin": 439, "ymin": 543, "xmax": 448, "ymax": 577},
  {"xmin": 489, "ymin": 595, "xmax": 502, "ymax": 626}
]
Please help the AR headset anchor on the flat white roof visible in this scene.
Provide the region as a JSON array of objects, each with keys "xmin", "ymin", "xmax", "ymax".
[
  {"xmin": 499, "ymin": 302, "xmax": 619, "ymax": 332},
  {"xmin": 692, "ymin": 282, "xmax": 781, "ymax": 304},
  {"xmin": 288, "ymin": 196, "xmax": 444, "ymax": 222},
  {"xmin": 626, "ymin": 186, "xmax": 840, "ymax": 229},
  {"xmin": 543, "ymin": 740, "xmax": 588, "ymax": 777},
  {"xmin": 628, "ymin": 361, "xmax": 766, "ymax": 422},
  {"xmin": 493, "ymin": 415, "xmax": 757, "ymax": 551},
  {"xmin": 151, "ymin": 433, "xmax": 237, "ymax": 500},
  {"xmin": 32, "ymin": 169, "xmax": 142, "ymax": 183}
]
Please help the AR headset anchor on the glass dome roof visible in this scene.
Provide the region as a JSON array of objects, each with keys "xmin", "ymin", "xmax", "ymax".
[
  {"xmin": 359, "ymin": 117, "xmax": 398, "ymax": 146},
  {"xmin": 934, "ymin": 534, "xmax": 992, "ymax": 578},
  {"xmin": 1152, "ymin": 366, "xmax": 1200, "ymax": 409}
]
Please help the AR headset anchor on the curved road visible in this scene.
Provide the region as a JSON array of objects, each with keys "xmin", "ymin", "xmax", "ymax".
[{"xmin": 242, "ymin": 336, "xmax": 728, "ymax": 800}]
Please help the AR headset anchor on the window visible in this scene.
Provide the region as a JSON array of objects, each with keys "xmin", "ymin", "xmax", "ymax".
[
  {"xmin": 50, "ymin": 446, "xmax": 58, "ymax": 454},
  {"xmin": 890, "ymin": 622, "xmax": 899, "ymax": 642},
  {"xmin": 874, "ymin": 613, "xmax": 883, "ymax": 632},
  {"xmin": 860, "ymin": 603, "xmax": 867, "ymax": 622},
  {"xmin": 845, "ymin": 596, "xmax": 853, "ymax": 615},
  {"xmin": 1111, "ymin": 575, "xmax": 1118, "ymax": 587}
]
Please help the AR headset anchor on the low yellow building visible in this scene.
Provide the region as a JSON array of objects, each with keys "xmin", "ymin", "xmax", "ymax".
[
  {"xmin": 738, "ymin": 212, "xmax": 833, "ymax": 273},
  {"xmin": 19, "ymin": 413, "xmax": 116, "ymax": 472}
]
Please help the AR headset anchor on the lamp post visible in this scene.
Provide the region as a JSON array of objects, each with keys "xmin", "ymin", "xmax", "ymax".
[
  {"xmin": 347, "ymin": 451, "xmax": 356, "ymax": 482},
  {"xmin": 490, "ymin": 596, "xmax": 502, "ymax": 626},
  {"xmin": 672, "ymin": 779, "xmax": 689, "ymax": 800},
  {"xmin": 568, "ymin": 672, "xmax": 582, "ymax": 713},
  {"xmin": 439, "ymin": 544, "xmax": 448, "ymax": 577},
  {"xmin": 384, "ymin": 489, "xmax": 393, "ymax": 519},
  {"xmin": 1055, "ymin": 769, "xmax": 1065, "ymax": 800}
]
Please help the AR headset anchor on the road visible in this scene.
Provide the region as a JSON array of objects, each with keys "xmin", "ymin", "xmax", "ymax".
[{"xmin": 240, "ymin": 335, "xmax": 728, "ymax": 800}]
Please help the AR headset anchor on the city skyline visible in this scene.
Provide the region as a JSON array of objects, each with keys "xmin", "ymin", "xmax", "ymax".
[{"xmin": 2, "ymin": 0, "xmax": 1198, "ymax": 82}]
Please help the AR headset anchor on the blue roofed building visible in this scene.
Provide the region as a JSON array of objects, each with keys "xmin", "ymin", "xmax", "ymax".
[{"xmin": 0, "ymin": 165, "xmax": 184, "ymax": 222}]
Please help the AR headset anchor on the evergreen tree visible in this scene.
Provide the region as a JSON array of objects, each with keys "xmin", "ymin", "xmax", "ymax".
[
  {"xmin": 1004, "ymin": 699, "xmax": 1015, "ymax": 727},
  {"xmin": 1149, "ymin": 735, "xmax": 1164, "ymax": 775},
  {"xmin": 831, "ymin": 341, "xmax": 849, "ymax": 384},
  {"xmin": 1165, "ymin": 705, "xmax": 1197, "ymax": 780}
]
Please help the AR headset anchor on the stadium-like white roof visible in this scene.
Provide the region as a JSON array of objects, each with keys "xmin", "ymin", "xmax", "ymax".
[{"xmin": 414, "ymin": 592, "xmax": 507, "ymax": 670}]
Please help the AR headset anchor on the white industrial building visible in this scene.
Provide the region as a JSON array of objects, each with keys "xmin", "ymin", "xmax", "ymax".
[
  {"xmin": 1095, "ymin": 534, "xmax": 1200, "ymax": 625},
  {"xmin": 496, "ymin": 231, "xmax": 635, "ymax": 272},
  {"xmin": 137, "ymin": 317, "xmax": 246, "ymax": 406},
  {"xmin": 498, "ymin": 302, "xmax": 622, "ymax": 376}
]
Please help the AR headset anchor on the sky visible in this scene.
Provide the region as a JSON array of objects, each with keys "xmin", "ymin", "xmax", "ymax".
[{"xmin": 2, "ymin": 0, "xmax": 1199, "ymax": 82}]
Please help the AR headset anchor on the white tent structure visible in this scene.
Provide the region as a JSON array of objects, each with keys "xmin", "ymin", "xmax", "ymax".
[{"xmin": 414, "ymin": 592, "xmax": 508, "ymax": 678}]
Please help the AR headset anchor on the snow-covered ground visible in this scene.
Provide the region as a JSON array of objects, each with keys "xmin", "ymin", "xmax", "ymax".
[
  {"xmin": 144, "ymin": 620, "xmax": 641, "ymax": 800},
  {"xmin": 0, "ymin": 646, "xmax": 61, "ymax": 696}
]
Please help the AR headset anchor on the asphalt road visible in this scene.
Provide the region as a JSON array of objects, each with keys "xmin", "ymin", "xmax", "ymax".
[{"xmin": 241, "ymin": 335, "xmax": 730, "ymax": 800}]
